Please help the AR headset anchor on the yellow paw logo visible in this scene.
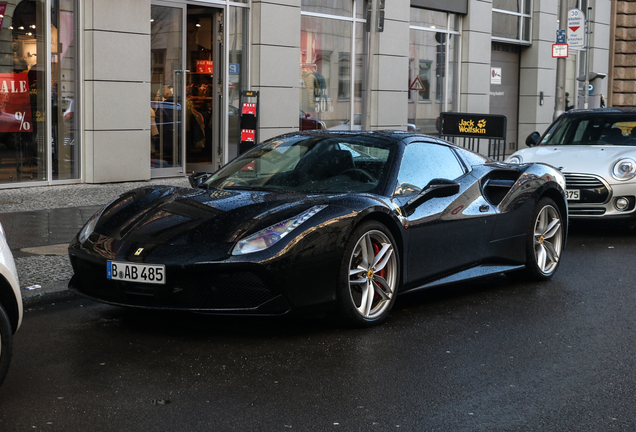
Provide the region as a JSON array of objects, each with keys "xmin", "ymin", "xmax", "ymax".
[{"xmin": 477, "ymin": 119, "xmax": 487, "ymax": 129}]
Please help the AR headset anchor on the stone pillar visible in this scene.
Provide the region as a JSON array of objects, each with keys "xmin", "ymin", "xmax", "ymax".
[
  {"xmin": 518, "ymin": 0, "xmax": 557, "ymax": 146},
  {"xmin": 250, "ymin": 0, "xmax": 300, "ymax": 141},
  {"xmin": 460, "ymin": 0, "xmax": 492, "ymax": 115},
  {"xmin": 83, "ymin": 0, "xmax": 151, "ymax": 183}
]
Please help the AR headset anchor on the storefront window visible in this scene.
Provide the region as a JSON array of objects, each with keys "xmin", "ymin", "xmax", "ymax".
[
  {"xmin": 300, "ymin": 1, "xmax": 366, "ymax": 131},
  {"xmin": 52, "ymin": 0, "xmax": 79, "ymax": 180},
  {"xmin": 0, "ymin": 0, "xmax": 46, "ymax": 183},
  {"xmin": 301, "ymin": 0, "xmax": 353, "ymax": 18},
  {"xmin": 0, "ymin": 0, "xmax": 79, "ymax": 186},
  {"xmin": 300, "ymin": 15, "xmax": 352, "ymax": 130},
  {"xmin": 408, "ymin": 8, "xmax": 460, "ymax": 135}
]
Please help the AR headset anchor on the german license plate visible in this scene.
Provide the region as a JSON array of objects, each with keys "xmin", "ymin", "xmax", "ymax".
[
  {"xmin": 566, "ymin": 189, "xmax": 580, "ymax": 200},
  {"xmin": 107, "ymin": 261, "xmax": 165, "ymax": 285}
]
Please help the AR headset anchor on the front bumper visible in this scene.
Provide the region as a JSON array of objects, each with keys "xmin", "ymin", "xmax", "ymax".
[
  {"xmin": 68, "ymin": 253, "xmax": 292, "ymax": 314},
  {"xmin": 565, "ymin": 173, "xmax": 636, "ymax": 219},
  {"xmin": 68, "ymin": 230, "xmax": 343, "ymax": 315}
]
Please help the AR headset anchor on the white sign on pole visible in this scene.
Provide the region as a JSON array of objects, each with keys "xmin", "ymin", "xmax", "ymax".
[
  {"xmin": 552, "ymin": 44, "xmax": 569, "ymax": 58},
  {"xmin": 567, "ymin": 8, "xmax": 585, "ymax": 49}
]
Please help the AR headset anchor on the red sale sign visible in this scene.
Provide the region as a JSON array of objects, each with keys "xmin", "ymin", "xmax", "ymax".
[
  {"xmin": 242, "ymin": 103, "xmax": 256, "ymax": 116},
  {"xmin": 0, "ymin": 73, "xmax": 33, "ymax": 133},
  {"xmin": 240, "ymin": 129, "xmax": 255, "ymax": 142},
  {"xmin": 196, "ymin": 60, "xmax": 213, "ymax": 73},
  {"xmin": 0, "ymin": 4, "xmax": 6, "ymax": 29}
]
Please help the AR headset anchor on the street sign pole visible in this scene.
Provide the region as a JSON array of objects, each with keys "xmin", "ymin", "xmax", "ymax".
[
  {"xmin": 584, "ymin": 7, "xmax": 592, "ymax": 109},
  {"xmin": 554, "ymin": 0, "xmax": 568, "ymax": 120}
]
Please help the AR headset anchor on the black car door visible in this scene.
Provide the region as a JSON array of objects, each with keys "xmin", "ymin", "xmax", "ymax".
[{"xmin": 392, "ymin": 142, "xmax": 496, "ymax": 285}]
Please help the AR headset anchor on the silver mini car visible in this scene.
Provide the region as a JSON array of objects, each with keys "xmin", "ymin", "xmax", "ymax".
[{"xmin": 508, "ymin": 108, "xmax": 636, "ymax": 220}]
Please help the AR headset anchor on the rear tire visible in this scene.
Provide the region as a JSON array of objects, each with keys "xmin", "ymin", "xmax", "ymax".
[
  {"xmin": 0, "ymin": 304, "xmax": 14, "ymax": 387},
  {"xmin": 337, "ymin": 221, "xmax": 400, "ymax": 327},
  {"xmin": 522, "ymin": 197, "xmax": 565, "ymax": 280}
]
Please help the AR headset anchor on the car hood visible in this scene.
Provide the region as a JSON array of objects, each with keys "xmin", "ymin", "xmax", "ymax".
[
  {"xmin": 92, "ymin": 186, "xmax": 332, "ymax": 251},
  {"xmin": 512, "ymin": 145, "xmax": 636, "ymax": 179}
]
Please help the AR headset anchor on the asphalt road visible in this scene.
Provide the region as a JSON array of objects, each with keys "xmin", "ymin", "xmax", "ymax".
[{"xmin": 1, "ymin": 221, "xmax": 635, "ymax": 431}]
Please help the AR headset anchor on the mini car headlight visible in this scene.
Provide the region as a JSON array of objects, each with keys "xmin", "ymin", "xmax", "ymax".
[
  {"xmin": 612, "ymin": 158, "xmax": 636, "ymax": 181},
  {"xmin": 506, "ymin": 155, "xmax": 522, "ymax": 164},
  {"xmin": 232, "ymin": 205, "xmax": 327, "ymax": 255},
  {"xmin": 0, "ymin": 222, "xmax": 5, "ymax": 241}
]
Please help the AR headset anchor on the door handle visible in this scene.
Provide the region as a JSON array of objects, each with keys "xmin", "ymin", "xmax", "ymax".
[{"xmin": 479, "ymin": 205, "xmax": 490, "ymax": 213}]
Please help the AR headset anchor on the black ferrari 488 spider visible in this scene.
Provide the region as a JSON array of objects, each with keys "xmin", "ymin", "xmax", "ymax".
[{"xmin": 69, "ymin": 131, "xmax": 567, "ymax": 326}]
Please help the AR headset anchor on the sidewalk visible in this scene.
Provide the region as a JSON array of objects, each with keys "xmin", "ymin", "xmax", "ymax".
[{"xmin": 0, "ymin": 177, "xmax": 190, "ymax": 307}]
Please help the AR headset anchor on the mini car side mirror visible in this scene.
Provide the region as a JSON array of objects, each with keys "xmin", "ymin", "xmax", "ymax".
[
  {"xmin": 189, "ymin": 171, "xmax": 210, "ymax": 188},
  {"xmin": 526, "ymin": 131, "xmax": 541, "ymax": 147},
  {"xmin": 403, "ymin": 178, "xmax": 460, "ymax": 216}
]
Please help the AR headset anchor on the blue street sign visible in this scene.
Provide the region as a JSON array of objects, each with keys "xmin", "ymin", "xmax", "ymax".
[
  {"xmin": 556, "ymin": 29, "xmax": 566, "ymax": 44},
  {"xmin": 588, "ymin": 84, "xmax": 594, "ymax": 95},
  {"xmin": 229, "ymin": 63, "xmax": 240, "ymax": 75}
]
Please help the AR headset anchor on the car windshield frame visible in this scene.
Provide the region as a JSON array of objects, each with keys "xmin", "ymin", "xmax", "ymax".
[
  {"xmin": 541, "ymin": 113, "xmax": 636, "ymax": 146},
  {"xmin": 203, "ymin": 134, "xmax": 398, "ymax": 195}
]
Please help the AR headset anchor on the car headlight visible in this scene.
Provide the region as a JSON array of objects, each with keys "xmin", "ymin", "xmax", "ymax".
[
  {"xmin": 232, "ymin": 205, "xmax": 327, "ymax": 255},
  {"xmin": 506, "ymin": 155, "xmax": 522, "ymax": 164},
  {"xmin": 78, "ymin": 203, "xmax": 112, "ymax": 244},
  {"xmin": 612, "ymin": 158, "xmax": 636, "ymax": 181},
  {"xmin": 0, "ymin": 222, "xmax": 5, "ymax": 241}
]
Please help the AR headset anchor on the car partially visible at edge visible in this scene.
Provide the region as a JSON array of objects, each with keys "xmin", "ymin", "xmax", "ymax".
[{"xmin": 0, "ymin": 222, "xmax": 22, "ymax": 386}]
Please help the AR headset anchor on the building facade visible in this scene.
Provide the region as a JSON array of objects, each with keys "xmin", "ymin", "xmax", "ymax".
[{"xmin": 0, "ymin": 0, "xmax": 613, "ymax": 188}]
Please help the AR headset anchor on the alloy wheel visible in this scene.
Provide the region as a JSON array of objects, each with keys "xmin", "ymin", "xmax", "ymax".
[
  {"xmin": 533, "ymin": 204, "xmax": 563, "ymax": 275},
  {"xmin": 348, "ymin": 230, "xmax": 397, "ymax": 320}
]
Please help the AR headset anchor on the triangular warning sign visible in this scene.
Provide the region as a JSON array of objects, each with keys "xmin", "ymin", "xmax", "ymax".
[
  {"xmin": 409, "ymin": 77, "xmax": 425, "ymax": 91},
  {"xmin": 569, "ymin": 26, "xmax": 580, "ymax": 32}
]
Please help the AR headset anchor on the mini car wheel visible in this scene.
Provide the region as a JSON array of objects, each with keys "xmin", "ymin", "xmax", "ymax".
[
  {"xmin": 337, "ymin": 221, "xmax": 399, "ymax": 327},
  {"xmin": 0, "ymin": 304, "xmax": 13, "ymax": 387},
  {"xmin": 524, "ymin": 197, "xmax": 564, "ymax": 280}
]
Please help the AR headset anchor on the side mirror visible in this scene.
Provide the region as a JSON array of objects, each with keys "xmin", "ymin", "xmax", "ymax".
[
  {"xmin": 189, "ymin": 171, "xmax": 210, "ymax": 188},
  {"xmin": 526, "ymin": 131, "xmax": 541, "ymax": 147},
  {"xmin": 403, "ymin": 178, "xmax": 460, "ymax": 216}
]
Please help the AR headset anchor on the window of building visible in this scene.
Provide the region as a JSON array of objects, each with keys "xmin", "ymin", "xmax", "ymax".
[
  {"xmin": 409, "ymin": 8, "xmax": 460, "ymax": 136},
  {"xmin": 300, "ymin": 0, "xmax": 366, "ymax": 131},
  {"xmin": 0, "ymin": 0, "xmax": 80, "ymax": 186},
  {"xmin": 492, "ymin": 0, "xmax": 532, "ymax": 44}
]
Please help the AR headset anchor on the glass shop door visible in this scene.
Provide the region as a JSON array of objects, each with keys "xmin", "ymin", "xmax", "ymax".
[
  {"xmin": 185, "ymin": 6, "xmax": 224, "ymax": 173},
  {"xmin": 150, "ymin": 3, "xmax": 186, "ymax": 177}
]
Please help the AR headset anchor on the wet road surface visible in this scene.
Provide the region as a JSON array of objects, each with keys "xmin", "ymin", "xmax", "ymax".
[{"xmin": 1, "ymin": 221, "xmax": 635, "ymax": 431}]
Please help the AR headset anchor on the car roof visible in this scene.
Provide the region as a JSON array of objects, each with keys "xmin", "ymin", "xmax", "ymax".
[
  {"xmin": 268, "ymin": 129, "xmax": 438, "ymax": 144},
  {"xmin": 563, "ymin": 107, "xmax": 636, "ymax": 115}
]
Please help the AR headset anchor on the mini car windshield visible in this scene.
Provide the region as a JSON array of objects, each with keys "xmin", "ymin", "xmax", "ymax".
[
  {"xmin": 541, "ymin": 114, "xmax": 636, "ymax": 146},
  {"xmin": 204, "ymin": 135, "xmax": 396, "ymax": 194}
]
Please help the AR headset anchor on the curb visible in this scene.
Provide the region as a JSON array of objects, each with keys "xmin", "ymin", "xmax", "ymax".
[{"xmin": 22, "ymin": 279, "xmax": 76, "ymax": 308}]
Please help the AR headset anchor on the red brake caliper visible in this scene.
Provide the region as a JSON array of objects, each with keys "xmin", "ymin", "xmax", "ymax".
[{"xmin": 372, "ymin": 243, "xmax": 386, "ymax": 300}]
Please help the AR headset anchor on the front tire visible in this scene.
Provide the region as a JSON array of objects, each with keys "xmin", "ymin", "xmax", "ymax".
[
  {"xmin": 524, "ymin": 197, "xmax": 564, "ymax": 280},
  {"xmin": 337, "ymin": 221, "xmax": 400, "ymax": 327},
  {"xmin": 0, "ymin": 304, "xmax": 14, "ymax": 387}
]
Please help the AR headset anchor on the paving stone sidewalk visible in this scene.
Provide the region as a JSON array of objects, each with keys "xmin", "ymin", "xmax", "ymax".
[{"xmin": 0, "ymin": 177, "xmax": 190, "ymax": 306}]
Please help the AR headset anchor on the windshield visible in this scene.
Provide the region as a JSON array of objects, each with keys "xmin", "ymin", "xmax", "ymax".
[
  {"xmin": 541, "ymin": 114, "xmax": 636, "ymax": 146},
  {"xmin": 204, "ymin": 135, "xmax": 396, "ymax": 194}
]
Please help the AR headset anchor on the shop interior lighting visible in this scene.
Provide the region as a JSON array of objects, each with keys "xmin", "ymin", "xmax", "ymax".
[
  {"xmin": 196, "ymin": 23, "xmax": 201, "ymax": 27},
  {"xmin": 18, "ymin": 26, "xmax": 24, "ymax": 30},
  {"xmin": 30, "ymin": 25, "xmax": 36, "ymax": 29}
]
